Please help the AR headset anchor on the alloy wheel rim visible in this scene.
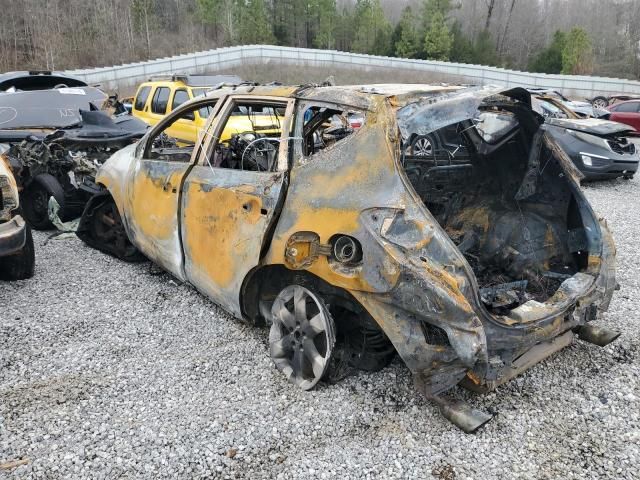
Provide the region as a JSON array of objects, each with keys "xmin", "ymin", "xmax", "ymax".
[
  {"xmin": 269, "ymin": 285, "xmax": 335, "ymax": 390},
  {"xmin": 413, "ymin": 137, "xmax": 433, "ymax": 156}
]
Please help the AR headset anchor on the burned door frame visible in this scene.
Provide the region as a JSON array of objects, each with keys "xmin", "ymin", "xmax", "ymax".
[
  {"xmin": 123, "ymin": 96, "xmax": 225, "ymax": 279},
  {"xmin": 179, "ymin": 95, "xmax": 295, "ymax": 317}
]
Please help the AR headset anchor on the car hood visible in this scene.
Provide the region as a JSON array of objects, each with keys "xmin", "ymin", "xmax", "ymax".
[
  {"xmin": 546, "ymin": 117, "xmax": 636, "ymax": 136},
  {"xmin": 0, "ymin": 87, "xmax": 107, "ymax": 129}
]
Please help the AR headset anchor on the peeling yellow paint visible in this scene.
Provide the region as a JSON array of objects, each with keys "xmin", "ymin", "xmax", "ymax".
[
  {"xmin": 183, "ymin": 183, "xmax": 265, "ymax": 290},
  {"xmin": 128, "ymin": 170, "xmax": 182, "ymax": 240}
]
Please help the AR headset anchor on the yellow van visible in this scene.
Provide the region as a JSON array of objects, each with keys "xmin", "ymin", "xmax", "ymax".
[{"xmin": 131, "ymin": 75, "xmax": 283, "ymax": 144}]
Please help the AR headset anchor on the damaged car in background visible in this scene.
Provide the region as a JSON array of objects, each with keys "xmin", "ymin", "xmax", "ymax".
[
  {"xmin": 76, "ymin": 84, "xmax": 619, "ymax": 432},
  {"xmin": 0, "ymin": 70, "xmax": 147, "ymax": 229},
  {"xmin": 527, "ymin": 87, "xmax": 608, "ymax": 118},
  {"xmin": 534, "ymin": 95, "xmax": 639, "ymax": 180}
]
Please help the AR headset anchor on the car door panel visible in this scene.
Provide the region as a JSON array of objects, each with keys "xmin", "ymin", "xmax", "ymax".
[
  {"xmin": 610, "ymin": 112, "xmax": 640, "ymax": 132},
  {"xmin": 124, "ymin": 97, "xmax": 223, "ymax": 279},
  {"xmin": 180, "ymin": 167, "xmax": 285, "ymax": 316},
  {"xmin": 179, "ymin": 96, "xmax": 294, "ymax": 317},
  {"xmin": 166, "ymin": 89, "xmax": 203, "ymax": 144},
  {"xmin": 125, "ymin": 159, "xmax": 192, "ymax": 279}
]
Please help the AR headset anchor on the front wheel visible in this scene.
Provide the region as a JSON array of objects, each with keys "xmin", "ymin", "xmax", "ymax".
[
  {"xmin": 21, "ymin": 175, "xmax": 65, "ymax": 230},
  {"xmin": 269, "ymin": 285, "xmax": 336, "ymax": 390},
  {"xmin": 77, "ymin": 195, "xmax": 144, "ymax": 262}
]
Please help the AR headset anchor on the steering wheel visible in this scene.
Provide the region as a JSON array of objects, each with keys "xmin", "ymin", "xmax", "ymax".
[{"xmin": 237, "ymin": 134, "xmax": 278, "ymax": 171}]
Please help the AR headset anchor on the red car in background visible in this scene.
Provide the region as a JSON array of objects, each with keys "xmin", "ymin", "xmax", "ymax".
[{"xmin": 607, "ymin": 100, "xmax": 640, "ymax": 131}]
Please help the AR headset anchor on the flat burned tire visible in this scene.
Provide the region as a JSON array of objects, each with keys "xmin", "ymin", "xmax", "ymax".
[
  {"xmin": 269, "ymin": 285, "xmax": 336, "ymax": 390},
  {"xmin": 77, "ymin": 195, "xmax": 144, "ymax": 262},
  {"xmin": 0, "ymin": 225, "xmax": 35, "ymax": 280}
]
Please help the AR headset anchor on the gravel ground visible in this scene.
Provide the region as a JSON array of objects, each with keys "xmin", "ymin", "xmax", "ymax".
[{"xmin": 1, "ymin": 179, "xmax": 639, "ymax": 480}]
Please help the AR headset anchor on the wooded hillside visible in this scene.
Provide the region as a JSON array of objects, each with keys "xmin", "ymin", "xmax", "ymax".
[{"xmin": 0, "ymin": 0, "xmax": 638, "ymax": 79}]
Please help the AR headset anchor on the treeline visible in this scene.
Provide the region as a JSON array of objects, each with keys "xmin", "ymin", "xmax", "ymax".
[{"xmin": 0, "ymin": 0, "xmax": 638, "ymax": 79}]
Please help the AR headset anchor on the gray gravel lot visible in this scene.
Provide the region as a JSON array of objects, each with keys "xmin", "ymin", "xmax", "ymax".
[{"xmin": 1, "ymin": 179, "xmax": 639, "ymax": 479}]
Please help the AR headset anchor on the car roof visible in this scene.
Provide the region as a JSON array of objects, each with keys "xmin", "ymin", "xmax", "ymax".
[
  {"xmin": 609, "ymin": 99, "xmax": 640, "ymax": 110},
  {"xmin": 202, "ymin": 83, "xmax": 477, "ymax": 110},
  {"xmin": 0, "ymin": 71, "xmax": 88, "ymax": 91},
  {"xmin": 141, "ymin": 74, "xmax": 243, "ymax": 89}
]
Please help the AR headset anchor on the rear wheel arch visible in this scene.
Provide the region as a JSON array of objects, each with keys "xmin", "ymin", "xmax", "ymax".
[
  {"xmin": 241, "ymin": 265, "xmax": 363, "ymax": 325},
  {"xmin": 241, "ymin": 264, "xmax": 396, "ymax": 373}
]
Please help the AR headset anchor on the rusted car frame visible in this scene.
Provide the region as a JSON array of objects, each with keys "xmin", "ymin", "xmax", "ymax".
[{"xmin": 78, "ymin": 84, "xmax": 619, "ymax": 432}]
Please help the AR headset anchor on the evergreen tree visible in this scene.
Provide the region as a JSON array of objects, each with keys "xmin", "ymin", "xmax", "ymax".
[
  {"xmin": 334, "ymin": 6, "xmax": 356, "ymax": 51},
  {"xmin": 233, "ymin": 0, "xmax": 275, "ymax": 45},
  {"xmin": 311, "ymin": 0, "xmax": 337, "ymax": 49},
  {"xmin": 450, "ymin": 21, "xmax": 475, "ymax": 63},
  {"xmin": 472, "ymin": 29, "xmax": 499, "ymax": 66},
  {"xmin": 393, "ymin": 6, "xmax": 420, "ymax": 58},
  {"xmin": 423, "ymin": 10, "xmax": 452, "ymax": 60},
  {"xmin": 352, "ymin": 0, "xmax": 392, "ymax": 56},
  {"xmin": 529, "ymin": 31, "xmax": 566, "ymax": 74},
  {"xmin": 422, "ymin": 0, "xmax": 454, "ymax": 21},
  {"xmin": 197, "ymin": 0, "xmax": 235, "ymax": 44},
  {"xmin": 562, "ymin": 27, "xmax": 594, "ymax": 75}
]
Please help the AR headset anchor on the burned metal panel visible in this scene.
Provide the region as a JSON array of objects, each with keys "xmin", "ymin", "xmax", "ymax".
[
  {"xmin": 181, "ymin": 167, "xmax": 285, "ymax": 317},
  {"xmin": 262, "ymin": 96, "xmax": 409, "ymax": 293},
  {"xmin": 293, "ymin": 87, "xmax": 373, "ymax": 112},
  {"xmin": 123, "ymin": 158, "xmax": 190, "ymax": 279},
  {"xmin": 261, "ymin": 96, "xmax": 490, "ymax": 393},
  {"xmin": 95, "ymin": 144, "xmax": 138, "ymax": 218}
]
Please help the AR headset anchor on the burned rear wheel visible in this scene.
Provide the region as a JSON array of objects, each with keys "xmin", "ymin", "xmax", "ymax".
[{"xmin": 269, "ymin": 285, "xmax": 336, "ymax": 390}]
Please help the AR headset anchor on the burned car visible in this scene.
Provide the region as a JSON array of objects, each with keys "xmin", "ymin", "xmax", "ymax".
[
  {"xmin": 0, "ymin": 146, "xmax": 34, "ymax": 280},
  {"xmin": 0, "ymin": 86, "xmax": 147, "ymax": 229},
  {"xmin": 533, "ymin": 96, "xmax": 638, "ymax": 180},
  {"xmin": 77, "ymin": 84, "xmax": 619, "ymax": 432}
]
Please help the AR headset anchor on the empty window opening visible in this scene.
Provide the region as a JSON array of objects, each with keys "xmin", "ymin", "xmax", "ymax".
[
  {"xmin": 301, "ymin": 107, "xmax": 364, "ymax": 157},
  {"xmin": 210, "ymin": 101, "xmax": 286, "ymax": 172}
]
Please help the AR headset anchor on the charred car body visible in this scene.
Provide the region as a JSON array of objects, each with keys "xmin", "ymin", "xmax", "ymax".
[
  {"xmin": 0, "ymin": 71, "xmax": 147, "ymax": 229},
  {"xmin": 77, "ymin": 84, "xmax": 619, "ymax": 432}
]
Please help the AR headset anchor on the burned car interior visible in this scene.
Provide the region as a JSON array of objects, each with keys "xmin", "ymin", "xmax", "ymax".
[
  {"xmin": 301, "ymin": 106, "xmax": 363, "ymax": 156},
  {"xmin": 400, "ymin": 92, "xmax": 589, "ymax": 316},
  {"xmin": 146, "ymin": 103, "xmax": 209, "ymax": 163},
  {"xmin": 212, "ymin": 102, "xmax": 284, "ymax": 171}
]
